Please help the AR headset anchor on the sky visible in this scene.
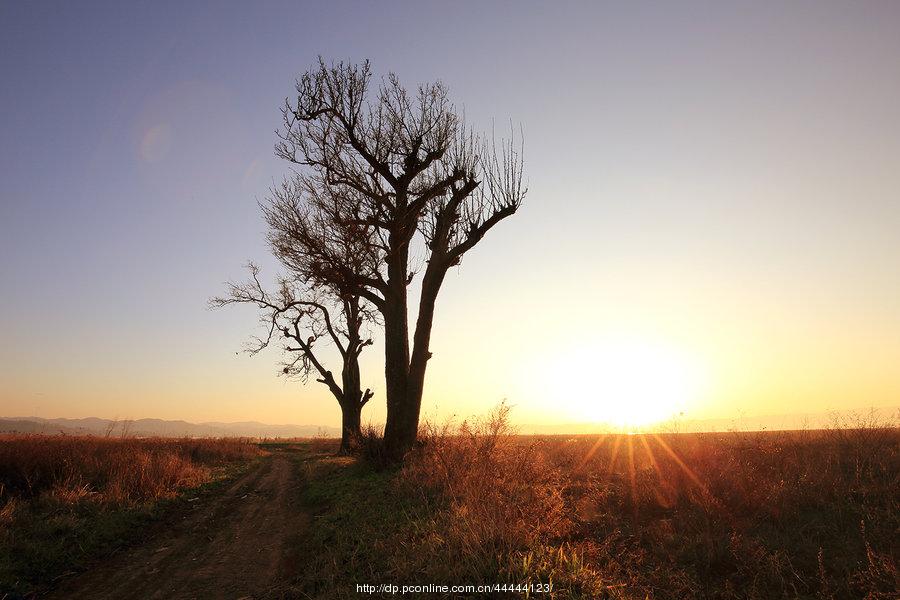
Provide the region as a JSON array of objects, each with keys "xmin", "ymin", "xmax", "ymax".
[{"xmin": 1, "ymin": 1, "xmax": 899, "ymax": 429}]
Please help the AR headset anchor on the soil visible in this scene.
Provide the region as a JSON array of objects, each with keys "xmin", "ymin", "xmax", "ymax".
[{"xmin": 47, "ymin": 449, "xmax": 308, "ymax": 600}]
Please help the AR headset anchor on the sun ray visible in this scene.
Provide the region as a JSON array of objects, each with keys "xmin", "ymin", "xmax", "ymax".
[
  {"xmin": 576, "ymin": 434, "xmax": 607, "ymax": 472},
  {"xmin": 607, "ymin": 434, "xmax": 623, "ymax": 474},
  {"xmin": 638, "ymin": 434, "xmax": 674, "ymax": 508},
  {"xmin": 651, "ymin": 433, "xmax": 709, "ymax": 494},
  {"xmin": 627, "ymin": 435, "xmax": 637, "ymax": 517}
]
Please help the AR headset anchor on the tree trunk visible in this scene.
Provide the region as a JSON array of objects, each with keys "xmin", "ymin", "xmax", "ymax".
[
  {"xmin": 404, "ymin": 269, "xmax": 445, "ymax": 446},
  {"xmin": 338, "ymin": 324, "xmax": 366, "ymax": 454},
  {"xmin": 382, "ymin": 296, "xmax": 412, "ymax": 457},
  {"xmin": 382, "ymin": 239, "xmax": 413, "ymax": 458},
  {"xmin": 385, "ymin": 265, "xmax": 446, "ymax": 458},
  {"xmin": 339, "ymin": 400, "xmax": 362, "ymax": 454}
]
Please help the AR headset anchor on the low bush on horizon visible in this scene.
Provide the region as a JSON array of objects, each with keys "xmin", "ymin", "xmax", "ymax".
[{"xmin": 295, "ymin": 407, "xmax": 899, "ymax": 599}]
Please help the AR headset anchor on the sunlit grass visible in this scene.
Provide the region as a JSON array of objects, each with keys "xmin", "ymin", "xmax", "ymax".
[{"xmin": 291, "ymin": 406, "xmax": 898, "ymax": 599}]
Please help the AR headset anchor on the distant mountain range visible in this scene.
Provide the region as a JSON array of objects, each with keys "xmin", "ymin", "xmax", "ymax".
[{"xmin": 0, "ymin": 416, "xmax": 341, "ymax": 438}]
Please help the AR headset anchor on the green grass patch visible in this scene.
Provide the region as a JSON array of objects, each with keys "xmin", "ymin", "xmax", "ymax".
[{"xmin": 280, "ymin": 450, "xmax": 440, "ymax": 599}]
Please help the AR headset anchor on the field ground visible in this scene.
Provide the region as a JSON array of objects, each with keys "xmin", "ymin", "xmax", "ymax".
[
  {"xmin": 48, "ymin": 447, "xmax": 308, "ymax": 599},
  {"xmin": 1, "ymin": 419, "xmax": 898, "ymax": 599},
  {"xmin": 0, "ymin": 437, "xmax": 263, "ymax": 598}
]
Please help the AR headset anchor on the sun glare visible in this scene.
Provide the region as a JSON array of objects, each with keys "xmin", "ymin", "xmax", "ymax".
[{"xmin": 549, "ymin": 337, "xmax": 706, "ymax": 429}]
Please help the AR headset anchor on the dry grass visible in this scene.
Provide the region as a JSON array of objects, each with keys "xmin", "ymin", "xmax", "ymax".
[
  {"xmin": 0, "ymin": 435, "xmax": 261, "ymax": 509},
  {"xmin": 301, "ymin": 405, "xmax": 897, "ymax": 598},
  {"xmin": 0, "ymin": 435, "xmax": 263, "ymax": 596},
  {"xmin": 404, "ymin": 406, "xmax": 898, "ymax": 598}
]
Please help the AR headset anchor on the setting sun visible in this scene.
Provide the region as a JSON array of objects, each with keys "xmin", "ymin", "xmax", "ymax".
[{"xmin": 550, "ymin": 337, "xmax": 707, "ymax": 428}]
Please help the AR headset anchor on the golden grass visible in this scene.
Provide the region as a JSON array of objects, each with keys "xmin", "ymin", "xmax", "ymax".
[
  {"xmin": 372, "ymin": 405, "xmax": 899, "ymax": 598},
  {"xmin": 0, "ymin": 435, "xmax": 262, "ymax": 509}
]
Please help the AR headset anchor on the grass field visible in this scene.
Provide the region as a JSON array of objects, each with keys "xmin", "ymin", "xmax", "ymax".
[
  {"xmin": 0, "ymin": 436, "xmax": 262, "ymax": 597},
  {"xmin": 287, "ymin": 407, "xmax": 899, "ymax": 599},
  {"xmin": 1, "ymin": 414, "xmax": 897, "ymax": 599}
]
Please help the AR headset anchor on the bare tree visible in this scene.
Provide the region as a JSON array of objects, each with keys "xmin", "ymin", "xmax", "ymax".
[
  {"xmin": 212, "ymin": 260, "xmax": 376, "ymax": 452},
  {"xmin": 272, "ymin": 59, "xmax": 526, "ymax": 457}
]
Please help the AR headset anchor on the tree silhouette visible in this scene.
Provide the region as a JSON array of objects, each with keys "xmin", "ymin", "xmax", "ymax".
[
  {"xmin": 271, "ymin": 59, "xmax": 526, "ymax": 457},
  {"xmin": 211, "ymin": 177, "xmax": 379, "ymax": 453}
]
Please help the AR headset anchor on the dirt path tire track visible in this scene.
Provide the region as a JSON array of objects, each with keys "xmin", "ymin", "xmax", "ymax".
[{"xmin": 49, "ymin": 450, "xmax": 307, "ymax": 600}]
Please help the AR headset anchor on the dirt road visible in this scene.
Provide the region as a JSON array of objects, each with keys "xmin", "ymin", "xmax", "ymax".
[{"xmin": 49, "ymin": 450, "xmax": 307, "ymax": 600}]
